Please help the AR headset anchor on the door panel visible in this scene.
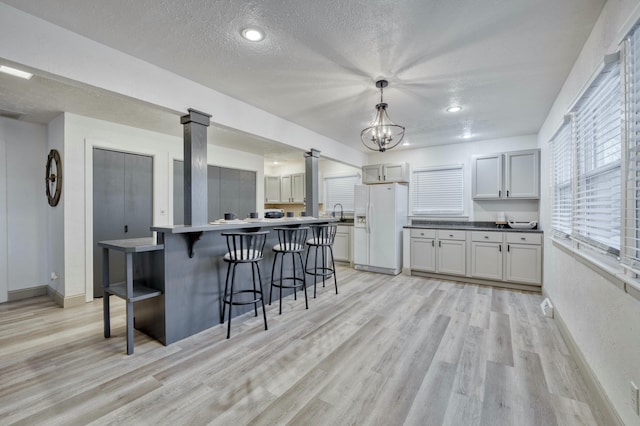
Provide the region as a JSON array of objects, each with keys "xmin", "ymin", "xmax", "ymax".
[
  {"xmin": 208, "ymin": 166, "xmax": 221, "ymax": 221},
  {"xmin": 173, "ymin": 160, "xmax": 184, "ymax": 225},
  {"xmin": 93, "ymin": 149, "xmax": 126, "ymax": 295},
  {"xmin": 369, "ymin": 185, "xmax": 396, "ymax": 268},
  {"xmin": 124, "ymin": 153, "xmax": 153, "ymax": 238}
]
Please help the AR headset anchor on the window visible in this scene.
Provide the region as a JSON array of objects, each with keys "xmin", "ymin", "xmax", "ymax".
[
  {"xmin": 324, "ymin": 174, "xmax": 359, "ymax": 212},
  {"xmin": 551, "ymin": 121, "xmax": 572, "ymax": 237},
  {"xmin": 410, "ymin": 165, "xmax": 464, "ymax": 216},
  {"xmin": 571, "ymin": 57, "xmax": 622, "ymax": 254},
  {"xmin": 623, "ymin": 25, "xmax": 640, "ymax": 271}
]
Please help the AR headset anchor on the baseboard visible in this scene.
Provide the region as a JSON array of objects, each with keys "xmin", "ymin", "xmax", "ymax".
[
  {"xmin": 8, "ymin": 285, "xmax": 47, "ymax": 301},
  {"xmin": 410, "ymin": 270, "xmax": 542, "ymax": 293},
  {"xmin": 546, "ymin": 293, "xmax": 623, "ymax": 426},
  {"xmin": 47, "ymin": 287, "xmax": 86, "ymax": 308}
]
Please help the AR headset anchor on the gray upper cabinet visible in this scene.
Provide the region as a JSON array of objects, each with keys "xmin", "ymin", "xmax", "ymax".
[
  {"xmin": 472, "ymin": 154, "xmax": 503, "ymax": 199},
  {"xmin": 264, "ymin": 175, "xmax": 280, "ymax": 202},
  {"xmin": 362, "ymin": 162, "xmax": 409, "ymax": 184},
  {"xmin": 504, "ymin": 149, "xmax": 540, "ymax": 199},
  {"xmin": 472, "ymin": 149, "xmax": 539, "ymax": 200},
  {"xmin": 281, "ymin": 173, "xmax": 305, "ymax": 203}
]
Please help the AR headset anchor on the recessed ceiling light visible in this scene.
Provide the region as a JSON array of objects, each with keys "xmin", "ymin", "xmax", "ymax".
[
  {"xmin": 0, "ymin": 65, "xmax": 33, "ymax": 80},
  {"xmin": 241, "ymin": 28, "xmax": 265, "ymax": 42},
  {"xmin": 462, "ymin": 132, "xmax": 472, "ymax": 139},
  {"xmin": 403, "ymin": 141, "xmax": 410, "ymax": 146},
  {"xmin": 446, "ymin": 106, "xmax": 462, "ymax": 113},
  {"xmin": 272, "ymin": 161, "xmax": 279, "ymax": 165}
]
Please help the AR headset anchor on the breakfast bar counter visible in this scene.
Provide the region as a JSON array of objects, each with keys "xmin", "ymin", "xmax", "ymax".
[{"xmin": 128, "ymin": 218, "xmax": 336, "ymax": 345}]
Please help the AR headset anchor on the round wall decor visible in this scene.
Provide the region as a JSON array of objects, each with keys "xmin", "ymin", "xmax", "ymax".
[{"xmin": 46, "ymin": 149, "xmax": 62, "ymax": 206}]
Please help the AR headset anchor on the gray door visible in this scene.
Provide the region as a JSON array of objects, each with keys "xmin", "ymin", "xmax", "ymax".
[
  {"xmin": 93, "ymin": 148, "xmax": 152, "ymax": 297},
  {"xmin": 174, "ymin": 161, "xmax": 253, "ymax": 223}
]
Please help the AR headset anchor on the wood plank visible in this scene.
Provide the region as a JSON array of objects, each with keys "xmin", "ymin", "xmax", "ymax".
[{"xmin": 0, "ymin": 266, "xmax": 604, "ymax": 425}]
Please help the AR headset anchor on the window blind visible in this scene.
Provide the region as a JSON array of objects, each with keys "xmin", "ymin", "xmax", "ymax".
[
  {"xmin": 623, "ymin": 26, "xmax": 640, "ymax": 270},
  {"xmin": 572, "ymin": 59, "xmax": 622, "ymax": 254},
  {"xmin": 551, "ymin": 122, "xmax": 573, "ymax": 236},
  {"xmin": 411, "ymin": 165, "xmax": 464, "ymax": 215},
  {"xmin": 324, "ymin": 175, "xmax": 359, "ymax": 212}
]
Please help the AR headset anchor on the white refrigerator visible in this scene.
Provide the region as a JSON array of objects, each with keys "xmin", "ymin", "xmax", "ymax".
[{"xmin": 354, "ymin": 183, "xmax": 408, "ymax": 275}]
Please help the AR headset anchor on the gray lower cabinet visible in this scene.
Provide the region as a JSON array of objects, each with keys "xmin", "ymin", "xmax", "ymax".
[
  {"xmin": 93, "ymin": 148, "xmax": 153, "ymax": 296},
  {"xmin": 410, "ymin": 229, "xmax": 465, "ymax": 276},
  {"xmin": 333, "ymin": 225, "xmax": 352, "ymax": 262},
  {"xmin": 174, "ymin": 161, "xmax": 256, "ymax": 224},
  {"xmin": 410, "ymin": 228, "xmax": 543, "ymax": 287},
  {"xmin": 505, "ymin": 233, "xmax": 542, "ymax": 284}
]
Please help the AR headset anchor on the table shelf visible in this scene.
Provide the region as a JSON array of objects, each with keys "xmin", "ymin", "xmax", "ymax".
[{"xmin": 104, "ymin": 282, "xmax": 161, "ymax": 303}]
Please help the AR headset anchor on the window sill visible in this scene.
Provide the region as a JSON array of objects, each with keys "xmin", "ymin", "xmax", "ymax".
[{"xmin": 551, "ymin": 237, "xmax": 640, "ymax": 302}]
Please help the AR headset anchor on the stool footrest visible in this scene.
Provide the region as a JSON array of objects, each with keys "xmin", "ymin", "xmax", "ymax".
[
  {"xmin": 305, "ymin": 267, "xmax": 335, "ymax": 277},
  {"xmin": 223, "ymin": 289, "xmax": 264, "ymax": 306},
  {"xmin": 271, "ymin": 276, "xmax": 306, "ymax": 290}
]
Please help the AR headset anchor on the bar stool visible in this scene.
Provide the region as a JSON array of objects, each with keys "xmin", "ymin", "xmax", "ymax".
[
  {"xmin": 221, "ymin": 231, "xmax": 269, "ymax": 339},
  {"xmin": 305, "ymin": 223, "xmax": 338, "ymax": 298},
  {"xmin": 270, "ymin": 226, "xmax": 309, "ymax": 314}
]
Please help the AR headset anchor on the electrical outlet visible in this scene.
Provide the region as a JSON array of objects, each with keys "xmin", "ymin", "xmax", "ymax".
[
  {"xmin": 540, "ymin": 297, "xmax": 554, "ymax": 318},
  {"xmin": 632, "ymin": 381, "xmax": 639, "ymax": 416}
]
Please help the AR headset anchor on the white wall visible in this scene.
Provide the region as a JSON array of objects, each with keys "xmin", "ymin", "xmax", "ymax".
[
  {"xmin": 0, "ymin": 117, "xmax": 48, "ymax": 301},
  {"xmin": 60, "ymin": 113, "xmax": 265, "ymax": 301},
  {"xmin": 368, "ymin": 135, "xmax": 539, "ymax": 222},
  {"xmin": 47, "ymin": 115, "xmax": 65, "ymax": 297},
  {"xmin": 538, "ymin": 1, "xmax": 640, "ymax": 423}
]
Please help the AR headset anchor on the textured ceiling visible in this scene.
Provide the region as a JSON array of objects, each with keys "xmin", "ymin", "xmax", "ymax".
[{"xmin": 0, "ymin": 0, "xmax": 605, "ymax": 152}]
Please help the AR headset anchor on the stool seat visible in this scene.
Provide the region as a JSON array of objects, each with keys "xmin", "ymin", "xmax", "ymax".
[
  {"xmin": 221, "ymin": 231, "xmax": 269, "ymax": 339},
  {"xmin": 270, "ymin": 227, "xmax": 309, "ymax": 314},
  {"xmin": 273, "ymin": 243, "xmax": 306, "ymax": 252},
  {"xmin": 305, "ymin": 224, "xmax": 338, "ymax": 298},
  {"xmin": 223, "ymin": 249, "xmax": 262, "ymax": 261}
]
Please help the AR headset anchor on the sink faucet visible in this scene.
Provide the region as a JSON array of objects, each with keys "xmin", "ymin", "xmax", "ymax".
[{"xmin": 332, "ymin": 203, "xmax": 344, "ymax": 221}]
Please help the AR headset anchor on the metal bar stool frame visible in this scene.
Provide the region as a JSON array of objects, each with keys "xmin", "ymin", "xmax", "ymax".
[
  {"xmin": 304, "ymin": 224, "xmax": 338, "ymax": 298},
  {"xmin": 270, "ymin": 226, "xmax": 310, "ymax": 314},
  {"xmin": 221, "ymin": 230, "xmax": 269, "ymax": 339}
]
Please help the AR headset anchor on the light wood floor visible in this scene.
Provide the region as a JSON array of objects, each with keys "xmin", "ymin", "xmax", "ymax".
[{"xmin": 0, "ymin": 267, "xmax": 605, "ymax": 425}]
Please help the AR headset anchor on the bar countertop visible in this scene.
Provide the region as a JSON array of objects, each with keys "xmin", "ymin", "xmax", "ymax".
[{"xmin": 152, "ymin": 217, "xmax": 338, "ymax": 234}]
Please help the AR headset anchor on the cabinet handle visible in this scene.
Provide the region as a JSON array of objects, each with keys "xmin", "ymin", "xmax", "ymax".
[
  {"xmin": 506, "ymin": 190, "xmax": 510, "ymax": 197},
  {"xmin": 439, "ymin": 241, "xmax": 441, "ymax": 247},
  {"xmin": 449, "ymin": 234, "xmax": 454, "ymax": 237},
  {"xmin": 383, "ymin": 175, "xmax": 386, "ymax": 180},
  {"xmin": 124, "ymin": 225, "xmax": 128, "ymax": 233},
  {"xmin": 499, "ymin": 244, "xmax": 502, "ymax": 252},
  {"xmin": 484, "ymin": 235, "xmax": 489, "ymax": 239},
  {"xmin": 432, "ymin": 240, "xmax": 435, "ymax": 247},
  {"xmin": 507, "ymin": 244, "xmax": 510, "ymax": 252},
  {"xmin": 378, "ymin": 175, "xmax": 381, "ymax": 181},
  {"xmin": 499, "ymin": 190, "xmax": 502, "ymax": 197},
  {"xmin": 520, "ymin": 237, "xmax": 526, "ymax": 240}
]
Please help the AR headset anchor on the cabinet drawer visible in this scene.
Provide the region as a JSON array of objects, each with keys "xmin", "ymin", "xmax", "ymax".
[
  {"xmin": 437, "ymin": 230, "xmax": 466, "ymax": 241},
  {"xmin": 411, "ymin": 228, "xmax": 436, "ymax": 239},
  {"xmin": 471, "ymin": 231, "xmax": 503, "ymax": 243},
  {"xmin": 506, "ymin": 232, "xmax": 541, "ymax": 245}
]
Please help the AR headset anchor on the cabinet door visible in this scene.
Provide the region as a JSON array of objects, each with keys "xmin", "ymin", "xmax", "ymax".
[
  {"xmin": 472, "ymin": 154, "xmax": 502, "ymax": 199},
  {"xmin": 437, "ymin": 240, "xmax": 466, "ymax": 276},
  {"xmin": 362, "ymin": 165, "xmax": 382, "ymax": 183},
  {"xmin": 505, "ymin": 149, "xmax": 539, "ymax": 198},
  {"xmin": 265, "ymin": 175, "xmax": 280, "ymax": 203},
  {"xmin": 280, "ymin": 175, "xmax": 292, "ymax": 202},
  {"xmin": 470, "ymin": 242, "xmax": 503, "ymax": 280},
  {"xmin": 382, "ymin": 163, "xmax": 406, "ymax": 182},
  {"xmin": 410, "ymin": 238, "xmax": 436, "ymax": 272},
  {"xmin": 334, "ymin": 228, "xmax": 350, "ymax": 262},
  {"xmin": 506, "ymin": 244, "xmax": 541, "ymax": 284},
  {"xmin": 291, "ymin": 173, "xmax": 305, "ymax": 203}
]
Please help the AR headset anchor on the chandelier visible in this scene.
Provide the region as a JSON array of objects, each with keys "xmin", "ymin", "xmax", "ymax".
[{"xmin": 360, "ymin": 79, "xmax": 405, "ymax": 152}]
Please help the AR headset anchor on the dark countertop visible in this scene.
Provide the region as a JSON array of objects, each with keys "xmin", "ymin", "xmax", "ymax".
[
  {"xmin": 97, "ymin": 237, "xmax": 164, "ymax": 252},
  {"xmin": 405, "ymin": 220, "xmax": 543, "ymax": 233},
  {"xmin": 152, "ymin": 217, "xmax": 338, "ymax": 234}
]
